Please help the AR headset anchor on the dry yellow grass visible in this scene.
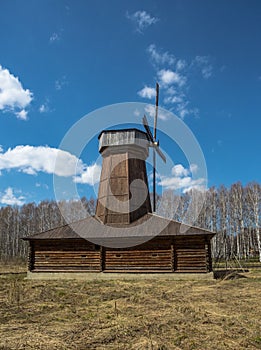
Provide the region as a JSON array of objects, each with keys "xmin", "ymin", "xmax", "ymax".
[{"xmin": 0, "ymin": 268, "xmax": 260, "ymax": 349}]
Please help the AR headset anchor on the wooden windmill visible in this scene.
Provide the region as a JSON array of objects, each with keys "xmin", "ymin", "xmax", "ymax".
[
  {"xmin": 23, "ymin": 82, "xmax": 216, "ymax": 276},
  {"xmin": 142, "ymin": 83, "xmax": 166, "ymax": 212}
]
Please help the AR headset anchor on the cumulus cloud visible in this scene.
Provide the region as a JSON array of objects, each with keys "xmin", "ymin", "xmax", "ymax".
[
  {"xmin": 138, "ymin": 86, "xmax": 156, "ymax": 99},
  {"xmin": 0, "ymin": 187, "xmax": 25, "ymax": 206},
  {"xmin": 16, "ymin": 109, "xmax": 28, "ymax": 120},
  {"xmin": 138, "ymin": 44, "xmax": 215, "ymax": 120},
  {"xmin": 127, "ymin": 10, "xmax": 159, "ymax": 33},
  {"xmin": 171, "ymin": 164, "xmax": 189, "ymax": 177},
  {"xmin": 158, "ymin": 163, "xmax": 205, "ymax": 193},
  {"xmin": 74, "ymin": 163, "xmax": 101, "ymax": 185},
  {"xmin": 0, "ymin": 65, "xmax": 33, "ymax": 119},
  {"xmin": 0, "ymin": 145, "xmax": 100, "ymax": 185},
  {"xmin": 157, "ymin": 69, "xmax": 186, "ymax": 87},
  {"xmin": 147, "ymin": 44, "xmax": 175, "ymax": 66},
  {"xmin": 144, "ymin": 104, "xmax": 170, "ymax": 121}
]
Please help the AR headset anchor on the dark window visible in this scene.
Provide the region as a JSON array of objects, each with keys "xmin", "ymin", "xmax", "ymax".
[{"xmin": 115, "ymin": 254, "xmax": 122, "ymax": 258}]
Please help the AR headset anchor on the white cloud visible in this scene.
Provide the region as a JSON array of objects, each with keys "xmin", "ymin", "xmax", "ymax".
[
  {"xmin": 55, "ymin": 76, "xmax": 67, "ymax": 90},
  {"xmin": 189, "ymin": 164, "xmax": 198, "ymax": 173},
  {"xmin": 147, "ymin": 44, "xmax": 175, "ymax": 66},
  {"xmin": 138, "ymin": 86, "xmax": 156, "ymax": 99},
  {"xmin": 165, "ymin": 86, "xmax": 177, "ymax": 96},
  {"xmin": 171, "ymin": 164, "xmax": 189, "ymax": 177},
  {"xmin": 139, "ymin": 45, "xmax": 216, "ymax": 120},
  {"xmin": 176, "ymin": 103, "xmax": 199, "ymax": 120},
  {"xmin": 144, "ymin": 104, "xmax": 170, "ymax": 121},
  {"xmin": 0, "ymin": 65, "xmax": 33, "ymax": 119},
  {"xmin": 176, "ymin": 59, "xmax": 186, "ymax": 71},
  {"xmin": 49, "ymin": 32, "xmax": 60, "ymax": 43},
  {"xmin": 127, "ymin": 10, "xmax": 159, "ymax": 33},
  {"xmin": 164, "ymin": 95, "xmax": 183, "ymax": 104},
  {"xmin": 74, "ymin": 163, "xmax": 101, "ymax": 185},
  {"xmin": 39, "ymin": 98, "xmax": 52, "ymax": 114},
  {"xmin": 0, "ymin": 187, "xmax": 25, "ymax": 206},
  {"xmin": 35, "ymin": 182, "xmax": 49, "ymax": 189},
  {"xmin": 0, "ymin": 145, "xmax": 3, "ymax": 153},
  {"xmin": 193, "ymin": 56, "xmax": 213, "ymax": 79},
  {"xmin": 16, "ymin": 109, "xmax": 28, "ymax": 120},
  {"xmin": 159, "ymin": 163, "xmax": 205, "ymax": 193},
  {"xmin": 0, "ymin": 145, "xmax": 101, "ymax": 186},
  {"xmin": 201, "ymin": 66, "xmax": 213, "ymax": 79},
  {"xmin": 39, "ymin": 104, "xmax": 47, "ymax": 113},
  {"xmin": 0, "ymin": 145, "xmax": 83, "ymax": 177},
  {"xmin": 133, "ymin": 109, "xmax": 141, "ymax": 117},
  {"xmin": 157, "ymin": 69, "xmax": 186, "ymax": 87}
]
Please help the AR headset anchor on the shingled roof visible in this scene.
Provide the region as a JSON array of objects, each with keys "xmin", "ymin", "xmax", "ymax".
[{"xmin": 23, "ymin": 213, "xmax": 215, "ymax": 241}]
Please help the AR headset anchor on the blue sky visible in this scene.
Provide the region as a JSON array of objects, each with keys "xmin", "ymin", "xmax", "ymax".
[{"xmin": 0, "ymin": 0, "xmax": 260, "ymax": 205}]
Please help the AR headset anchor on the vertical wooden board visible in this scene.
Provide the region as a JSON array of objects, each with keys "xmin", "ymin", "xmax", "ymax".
[{"xmin": 111, "ymin": 154, "xmax": 127, "ymax": 177}]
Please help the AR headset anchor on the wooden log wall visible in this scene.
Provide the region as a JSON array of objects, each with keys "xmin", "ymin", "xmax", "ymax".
[
  {"xmin": 29, "ymin": 235, "xmax": 212, "ymax": 273},
  {"xmin": 174, "ymin": 236, "xmax": 208, "ymax": 272},
  {"xmin": 32, "ymin": 239, "xmax": 101, "ymax": 272},
  {"xmin": 104, "ymin": 237, "xmax": 172, "ymax": 272}
]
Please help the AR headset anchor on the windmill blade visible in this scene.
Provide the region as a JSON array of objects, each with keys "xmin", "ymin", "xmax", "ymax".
[
  {"xmin": 155, "ymin": 145, "xmax": 166, "ymax": 163},
  {"xmin": 142, "ymin": 115, "xmax": 154, "ymax": 142},
  {"xmin": 153, "ymin": 82, "xmax": 159, "ymax": 140}
]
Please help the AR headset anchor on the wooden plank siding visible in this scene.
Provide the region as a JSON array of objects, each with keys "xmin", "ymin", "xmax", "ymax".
[{"xmin": 29, "ymin": 235, "xmax": 212, "ymax": 273}]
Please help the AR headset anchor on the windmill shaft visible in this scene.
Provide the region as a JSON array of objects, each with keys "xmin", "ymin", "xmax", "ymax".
[{"xmin": 153, "ymin": 148, "xmax": 156, "ymax": 212}]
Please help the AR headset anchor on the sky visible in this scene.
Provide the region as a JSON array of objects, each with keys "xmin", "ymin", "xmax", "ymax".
[{"xmin": 0, "ymin": 0, "xmax": 260, "ymax": 206}]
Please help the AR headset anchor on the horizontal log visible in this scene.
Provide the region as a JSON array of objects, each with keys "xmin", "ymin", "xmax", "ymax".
[
  {"xmin": 33, "ymin": 268, "xmax": 100, "ymax": 272},
  {"xmin": 105, "ymin": 254, "xmax": 171, "ymax": 258},
  {"xmin": 105, "ymin": 263, "xmax": 172, "ymax": 267},
  {"xmin": 34, "ymin": 264, "xmax": 100, "ymax": 267},
  {"xmin": 105, "ymin": 258, "xmax": 172, "ymax": 262},
  {"xmin": 104, "ymin": 266, "xmax": 172, "ymax": 271},
  {"xmin": 35, "ymin": 254, "xmax": 101, "ymax": 258}
]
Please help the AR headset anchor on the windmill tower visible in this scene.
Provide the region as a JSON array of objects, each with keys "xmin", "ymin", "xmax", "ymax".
[
  {"xmin": 95, "ymin": 128, "xmax": 152, "ymax": 224},
  {"xmin": 95, "ymin": 83, "xmax": 166, "ymax": 224}
]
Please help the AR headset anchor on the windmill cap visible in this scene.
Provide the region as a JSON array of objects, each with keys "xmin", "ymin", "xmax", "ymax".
[{"xmin": 98, "ymin": 128, "xmax": 149, "ymax": 156}]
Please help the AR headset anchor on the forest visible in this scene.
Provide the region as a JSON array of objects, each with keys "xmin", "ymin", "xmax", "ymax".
[{"xmin": 0, "ymin": 182, "xmax": 260, "ymax": 263}]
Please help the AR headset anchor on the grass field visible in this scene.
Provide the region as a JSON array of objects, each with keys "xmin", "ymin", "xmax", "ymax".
[{"xmin": 0, "ymin": 266, "xmax": 260, "ymax": 349}]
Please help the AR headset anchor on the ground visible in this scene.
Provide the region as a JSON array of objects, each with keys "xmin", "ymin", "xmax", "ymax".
[{"xmin": 0, "ymin": 264, "xmax": 260, "ymax": 350}]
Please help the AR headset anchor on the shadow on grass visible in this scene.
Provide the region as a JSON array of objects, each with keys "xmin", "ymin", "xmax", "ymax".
[{"xmin": 213, "ymin": 269, "xmax": 248, "ymax": 280}]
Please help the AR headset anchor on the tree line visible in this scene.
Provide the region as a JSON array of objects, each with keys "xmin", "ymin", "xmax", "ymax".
[{"xmin": 0, "ymin": 182, "xmax": 260, "ymax": 262}]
